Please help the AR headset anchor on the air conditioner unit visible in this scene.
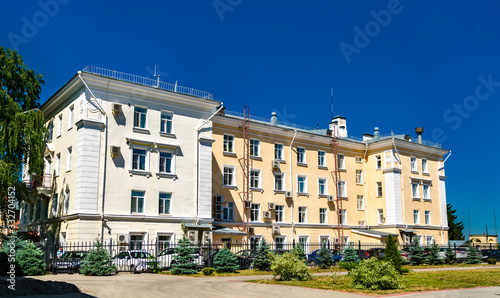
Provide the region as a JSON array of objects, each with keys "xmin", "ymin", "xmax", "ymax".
[
  {"xmin": 202, "ymin": 231, "xmax": 213, "ymax": 244},
  {"xmin": 263, "ymin": 211, "xmax": 272, "ymax": 219},
  {"xmin": 248, "ymin": 227, "xmax": 255, "ymax": 234},
  {"xmin": 215, "ymin": 213, "xmax": 223, "ymax": 221},
  {"xmin": 214, "ymin": 195, "xmax": 224, "ymax": 203},
  {"xmin": 215, "ymin": 204, "xmax": 223, "ymax": 212},
  {"xmin": 244, "ymin": 200, "xmax": 251, "ymax": 209},
  {"xmin": 272, "ymin": 225, "xmax": 280, "ymax": 234},
  {"xmin": 285, "ymin": 191, "xmax": 292, "ymax": 198},
  {"xmin": 117, "ymin": 234, "xmax": 128, "ymax": 244},
  {"xmin": 268, "ymin": 202, "xmax": 276, "ymax": 210},
  {"xmin": 327, "ymin": 195, "xmax": 335, "ymax": 202},
  {"xmin": 112, "ymin": 103, "xmax": 122, "ymax": 114},
  {"xmin": 188, "ymin": 230, "xmax": 199, "ymax": 243},
  {"xmin": 110, "ymin": 146, "xmax": 120, "ymax": 156},
  {"xmin": 272, "ymin": 160, "xmax": 280, "ymax": 169}
]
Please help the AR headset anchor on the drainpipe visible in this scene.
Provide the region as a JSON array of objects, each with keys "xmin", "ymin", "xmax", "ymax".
[
  {"xmin": 78, "ymin": 72, "xmax": 108, "ymax": 243},
  {"xmin": 195, "ymin": 105, "xmax": 224, "ymax": 226},
  {"xmin": 363, "ymin": 143, "xmax": 368, "ymax": 226},
  {"xmin": 289, "ymin": 130, "xmax": 297, "ymax": 239}
]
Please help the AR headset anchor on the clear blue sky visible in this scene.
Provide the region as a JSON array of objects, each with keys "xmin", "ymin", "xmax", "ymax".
[{"xmin": 2, "ymin": 0, "xmax": 499, "ymax": 237}]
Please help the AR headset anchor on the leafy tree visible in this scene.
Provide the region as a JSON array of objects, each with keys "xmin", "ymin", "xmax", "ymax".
[
  {"xmin": 213, "ymin": 248, "xmax": 239, "ymax": 273},
  {"xmin": 447, "ymin": 204, "xmax": 465, "ymax": 240},
  {"xmin": 445, "ymin": 244, "xmax": 457, "ymax": 264},
  {"xmin": 350, "ymin": 258, "xmax": 404, "ymax": 290},
  {"xmin": 290, "ymin": 244, "xmax": 306, "ymax": 263},
  {"xmin": 316, "ymin": 247, "xmax": 334, "ymax": 269},
  {"xmin": 0, "ymin": 47, "xmax": 46, "ymax": 222},
  {"xmin": 171, "ymin": 235, "xmax": 199, "ymax": 275},
  {"xmin": 384, "ymin": 235, "xmax": 402, "ymax": 273},
  {"xmin": 80, "ymin": 238, "xmax": 116, "ymax": 276},
  {"xmin": 408, "ymin": 237, "xmax": 425, "ymax": 265},
  {"xmin": 271, "ymin": 252, "xmax": 312, "ymax": 281},
  {"xmin": 252, "ymin": 238, "xmax": 272, "ymax": 271},
  {"xmin": 464, "ymin": 244, "xmax": 482, "ymax": 264},
  {"xmin": 425, "ymin": 241, "xmax": 443, "ymax": 265}
]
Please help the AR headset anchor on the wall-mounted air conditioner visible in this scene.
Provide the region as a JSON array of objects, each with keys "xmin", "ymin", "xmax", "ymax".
[
  {"xmin": 285, "ymin": 191, "xmax": 292, "ymax": 198},
  {"xmin": 272, "ymin": 160, "xmax": 280, "ymax": 169},
  {"xmin": 272, "ymin": 226, "xmax": 280, "ymax": 234},
  {"xmin": 215, "ymin": 204, "xmax": 223, "ymax": 212},
  {"xmin": 110, "ymin": 146, "xmax": 120, "ymax": 156},
  {"xmin": 112, "ymin": 103, "xmax": 122, "ymax": 114},
  {"xmin": 117, "ymin": 234, "xmax": 128, "ymax": 244},
  {"xmin": 263, "ymin": 211, "xmax": 272, "ymax": 219},
  {"xmin": 215, "ymin": 213, "xmax": 223, "ymax": 221},
  {"xmin": 268, "ymin": 202, "xmax": 276, "ymax": 210},
  {"xmin": 327, "ymin": 195, "xmax": 335, "ymax": 202},
  {"xmin": 214, "ymin": 195, "xmax": 223, "ymax": 203},
  {"xmin": 188, "ymin": 230, "xmax": 198, "ymax": 243}
]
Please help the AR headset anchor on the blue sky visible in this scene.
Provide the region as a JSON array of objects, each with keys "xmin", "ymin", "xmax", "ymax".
[{"xmin": 1, "ymin": 0, "xmax": 499, "ymax": 237}]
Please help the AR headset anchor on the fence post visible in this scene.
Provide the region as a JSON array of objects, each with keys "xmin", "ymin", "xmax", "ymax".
[
  {"xmin": 208, "ymin": 239, "xmax": 212, "ymax": 268},
  {"xmin": 358, "ymin": 240, "xmax": 361, "ymax": 258}
]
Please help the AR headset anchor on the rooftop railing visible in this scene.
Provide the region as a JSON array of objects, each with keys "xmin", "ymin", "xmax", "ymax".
[{"xmin": 81, "ymin": 66, "xmax": 214, "ymax": 100}]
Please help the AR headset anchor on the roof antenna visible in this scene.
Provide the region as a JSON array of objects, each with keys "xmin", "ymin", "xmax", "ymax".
[
  {"xmin": 154, "ymin": 65, "xmax": 160, "ymax": 88},
  {"xmin": 330, "ymin": 88, "xmax": 334, "ymax": 120}
]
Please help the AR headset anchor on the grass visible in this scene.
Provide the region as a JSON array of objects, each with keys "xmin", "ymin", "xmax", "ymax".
[
  {"xmin": 250, "ymin": 268, "xmax": 500, "ymax": 295},
  {"xmin": 161, "ymin": 269, "xmax": 274, "ymax": 277},
  {"xmin": 402, "ymin": 263, "xmax": 493, "ymax": 269}
]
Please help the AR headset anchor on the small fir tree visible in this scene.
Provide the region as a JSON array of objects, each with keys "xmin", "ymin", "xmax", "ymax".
[
  {"xmin": 464, "ymin": 244, "xmax": 482, "ymax": 264},
  {"xmin": 316, "ymin": 246, "xmax": 334, "ymax": 269},
  {"xmin": 17, "ymin": 240, "xmax": 45, "ymax": 276},
  {"xmin": 290, "ymin": 245, "xmax": 307, "ymax": 263},
  {"xmin": 79, "ymin": 238, "xmax": 116, "ymax": 276},
  {"xmin": 339, "ymin": 246, "xmax": 360, "ymax": 272},
  {"xmin": 213, "ymin": 248, "xmax": 239, "ymax": 273},
  {"xmin": 171, "ymin": 236, "xmax": 199, "ymax": 275},
  {"xmin": 445, "ymin": 244, "xmax": 457, "ymax": 264},
  {"xmin": 253, "ymin": 238, "xmax": 272, "ymax": 271},
  {"xmin": 384, "ymin": 235, "xmax": 402, "ymax": 273},
  {"xmin": 425, "ymin": 241, "xmax": 443, "ymax": 265},
  {"xmin": 409, "ymin": 237, "xmax": 425, "ymax": 265}
]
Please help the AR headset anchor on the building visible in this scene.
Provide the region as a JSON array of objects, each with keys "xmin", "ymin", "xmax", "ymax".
[
  {"xmin": 19, "ymin": 66, "xmax": 221, "ymax": 248},
  {"xmin": 469, "ymin": 234, "xmax": 498, "ymax": 247},
  {"xmin": 211, "ymin": 111, "xmax": 450, "ymax": 248}
]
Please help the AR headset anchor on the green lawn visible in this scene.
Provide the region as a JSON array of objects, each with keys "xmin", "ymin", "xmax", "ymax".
[{"xmin": 250, "ymin": 268, "xmax": 500, "ymax": 295}]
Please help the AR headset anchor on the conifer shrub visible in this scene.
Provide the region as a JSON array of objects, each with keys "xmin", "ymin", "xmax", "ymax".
[
  {"xmin": 339, "ymin": 247, "xmax": 360, "ymax": 272},
  {"xmin": 271, "ymin": 252, "xmax": 312, "ymax": 281},
  {"xmin": 350, "ymin": 258, "xmax": 404, "ymax": 290},
  {"xmin": 445, "ymin": 244, "xmax": 457, "ymax": 264},
  {"xmin": 79, "ymin": 239, "xmax": 116, "ymax": 276},
  {"xmin": 316, "ymin": 247, "xmax": 334, "ymax": 269},
  {"xmin": 409, "ymin": 237, "xmax": 425, "ymax": 265},
  {"xmin": 213, "ymin": 248, "xmax": 239, "ymax": 273},
  {"xmin": 425, "ymin": 241, "xmax": 444, "ymax": 265},
  {"xmin": 384, "ymin": 235, "xmax": 402, "ymax": 273},
  {"xmin": 253, "ymin": 238, "xmax": 272, "ymax": 271},
  {"xmin": 17, "ymin": 240, "xmax": 46, "ymax": 276},
  {"xmin": 464, "ymin": 245, "xmax": 482, "ymax": 264},
  {"xmin": 170, "ymin": 236, "xmax": 199, "ymax": 275},
  {"xmin": 290, "ymin": 245, "xmax": 307, "ymax": 263}
]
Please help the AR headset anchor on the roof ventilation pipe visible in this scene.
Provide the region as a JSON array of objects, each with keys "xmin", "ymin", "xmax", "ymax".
[
  {"xmin": 415, "ymin": 127, "xmax": 424, "ymax": 144},
  {"xmin": 374, "ymin": 127, "xmax": 380, "ymax": 140},
  {"xmin": 270, "ymin": 112, "xmax": 278, "ymax": 125}
]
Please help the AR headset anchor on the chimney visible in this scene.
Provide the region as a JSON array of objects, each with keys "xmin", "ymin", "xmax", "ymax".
[
  {"xmin": 415, "ymin": 127, "xmax": 424, "ymax": 144},
  {"xmin": 270, "ymin": 112, "xmax": 278, "ymax": 126},
  {"xmin": 374, "ymin": 127, "xmax": 380, "ymax": 140}
]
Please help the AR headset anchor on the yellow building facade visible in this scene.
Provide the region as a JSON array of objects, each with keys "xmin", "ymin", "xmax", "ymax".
[{"xmin": 212, "ymin": 112, "xmax": 450, "ymax": 247}]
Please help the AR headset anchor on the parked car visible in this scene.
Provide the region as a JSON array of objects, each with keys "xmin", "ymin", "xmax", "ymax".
[
  {"xmin": 234, "ymin": 249, "xmax": 256, "ymax": 269},
  {"xmin": 112, "ymin": 250, "xmax": 153, "ymax": 272},
  {"xmin": 307, "ymin": 249, "xmax": 343, "ymax": 266},
  {"xmin": 366, "ymin": 248, "xmax": 385, "ymax": 259},
  {"xmin": 455, "ymin": 247, "xmax": 467, "ymax": 261},
  {"xmin": 400, "ymin": 247, "xmax": 410, "ymax": 260},
  {"xmin": 52, "ymin": 251, "xmax": 88, "ymax": 273},
  {"xmin": 481, "ymin": 249, "xmax": 500, "ymax": 261},
  {"xmin": 156, "ymin": 247, "xmax": 204, "ymax": 269}
]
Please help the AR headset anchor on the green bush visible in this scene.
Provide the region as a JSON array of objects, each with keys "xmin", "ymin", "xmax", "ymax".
[
  {"xmin": 339, "ymin": 262, "xmax": 358, "ymax": 272},
  {"xmin": 213, "ymin": 248, "xmax": 239, "ymax": 273},
  {"xmin": 202, "ymin": 267, "xmax": 215, "ymax": 276},
  {"xmin": 148, "ymin": 255, "xmax": 162, "ymax": 273},
  {"xmin": 425, "ymin": 241, "xmax": 444, "ymax": 265},
  {"xmin": 409, "ymin": 237, "xmax": 425, "ymax": 265},
  {"xmin": 445, "ymin": 244, "xmax": 457, "ymax": 264},
  {"xmin": 350, "ymin": 258, "xmax": 405, "ymax": 290},
  {"xmin": 79, "ymin": 238, "xmax": 116, "ymax": 276},
  {"xmin": 316, "ymin": 247, "xmax": 334, "ymax": 269},
  {"xmin": 253, "ymin": 238, "xmax": 272, "ymax": 271},
  {"xmin": 171, "ymin": 236, "xmax": 199, "ymax": 275},
  {"xmin": 0, "ymin": 236, "xmax": 45, "ymax": 276},
  {"xmin": 290, "ymin": 245, "xmax": 307, "ymax": 263},
  {"xmin": 487, "ymin": 258, "xmax": 497, "ymax": 265},
  {"xmin": 464, "ymin": 245, "xmax": 482, "ymax": 264},
  {"xmin": 271, "ymin": 252, "xmax": 312, "ymax": 281},
  {"xmin": 385, "ymin": 235, "xmax": 402, "ymax": 273}
]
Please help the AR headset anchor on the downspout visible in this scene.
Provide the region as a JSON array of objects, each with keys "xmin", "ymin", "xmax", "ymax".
[
  {"xmin": 363, "ymin": 143, "xmax": 368, "ymax": 228},
  {"xmin": 78, "ymin": 72, "xmax": 108, "ymax": 243},
  {"xmin": 289, "ymin": 130, "xmax": 297, "ymax": 238},
  {"xmin": 195, "ymin": 105, "xmax": 224, "ymax": 226}
]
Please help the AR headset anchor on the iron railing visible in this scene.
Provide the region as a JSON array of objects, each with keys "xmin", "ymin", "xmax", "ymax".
[{"xmin": 23, "ymin": 173, "xmax": 52, "ymax": 189}]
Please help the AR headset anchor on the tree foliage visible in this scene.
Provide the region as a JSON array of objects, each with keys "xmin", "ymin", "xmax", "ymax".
[
  {"xmin": 0, "ymin": 235, "xmax": 45, "ymax": 276},
  {"xmin": 425, "ymin": 241, "xmax": 444, "ymax": 265},
  {"xmin": 464, "ymin": 244, "xmax": 482, "ymax": 264},
  {"xmin": 171, "ymin": 235, "xmax": 199, "ymax": 275},
  {"xmin": 409, "ymin": 237, "xmax": 425, "ymax": 265},
  {"xmin": 316, "ymin": 247, "xmax": 334, "ymax": 268},
  {"xmin": 271, "ymin": 252, "xmax": 312, "ymax": 281},
  {"xmin": 447, "ymin": 204, "xmax": 465, "ymax": 240},
  {"xmin": 213, "ymin": 248, "xmax": 239, "ymax": 273},
  {"xmin": 80, "ymin": 238, "xmax": 116, "ymax": 276},
  {"xmin": 350, "ymin": 258, "xmax": 404, "ymax": 290},
  {"xmin": 290, "ymin": 244, "xmax": 306, "ymax": 263},
  {"xmin": 0, "ymin": 47, "xmax": 46, "ymax": 220},
  {"xmin": 253, "ymin": 238, "xmax": 272, "ymax": 271},
  {"xmin": 384, "ymin": 235, "xmax": 402, "ymax": 273},
  {"xmin": 445, "ymin": 244, "xmax": 457, "ymax": 264}
]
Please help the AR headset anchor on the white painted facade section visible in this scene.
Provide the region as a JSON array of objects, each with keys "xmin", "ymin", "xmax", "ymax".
[
  {"xmin": 384, "ymin": 169, "xmax": 403, "ymax": 225},
  {"xmin": 439, "ymin": 176, "xmax": 448, "ymax": 227},
  {"xmin": 198, "ymin": 138, "xmax": 214, "ymax": 218}
]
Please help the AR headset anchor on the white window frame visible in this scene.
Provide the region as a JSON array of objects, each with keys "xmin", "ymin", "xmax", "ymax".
[
  {"xmin": 134, "ymin": 107, "xmax": 147, "ymax": 129},
  {"xmin": 158, "ymin": 150, "xmax": 175, "ymax": 174},
  {"xmin": 157, "ymin": 233, "xmax": 174, "ymax": 251},
  {"xmin": 223, "ymin": 202, "xmax": 234, "ymax": 221},
  {"xmin": 318, "ymin": 177, "xmax": 327, "ymax": 196},
  {"xmin": 424, "ymin": 210, "xmax": 431, "ymax": 225},
  {"xmin": 355, "ymin": 156, "xmax": 362, "ymax": 163},
  {"xmin": 63, "ymin": 190, "xmax": 69, "ymax": 215},
  {"xmin": 425, "ymin": 235, "xmax": 434, "ymax": 246},
  {"xmin": 274, "ymin": 172, "xmax": 285, "ymax": 191},
  {"xmin": 378, "ymin": 209, "xmax": 384, "ymax": 224},
  {"xmin": 422, "ymin": 158, "xmax": 428, "ymax": 173},
  {"xmin": 250, "ymin": 139, "xmax": 260, "ymax": 157},
  {"xmin": 318, "ymin": 150, "xmax": 326, "ymax": 167},
  {"xmin": 131, "ymin": 146, "xmax": 149, "ymax": 172},
  {"xmin": 47, "ymin": 122, "xmax": 54, "ymax": 142},
  {"xmin": 340, "ymin": 209, "xmax": 347, "ymax": 225},
  {"xmin": 337, "ymin": 154, "xmax": 345, "ymax": 170},
  {"xmin": 422, "ymin": 183, "xmax": 430, "ymax": 200},
  {"xmin": 57, "ymin": 114, "xmax": 62, "ymax": 137},
  {"xmin": 298, "ymin": 236, "xmax": 310, "ymax": 254},
  {"xmin": 250, "ymin": 203, "xmax": 260, "ymax": 222},
  {"xmin": 275, "ymin": 143, "xmax": 284, "ymax": 160},
  {"xmin": 412, "ymin": 182, "xmax": 420, "ymax": 199},
  {"xmin": 274, "ymin": 235, "xmax": 287, "ymax": 250},
  {"xmin": 338, "ymin": 180, "xmax": 347, "ymax": 198},
  {"xmin": 223, "ymin": 165, "xmax": 236, "ymax": 187},
  {"xmin": 375, "ymin": 155, "xmax": 382, "ymax": 170},
  {"xmin": 298, "ymin": 206, "xmax": 307, "ymax": 223},
  {"xmin": 410, "ymin": 156, "xmax": 417, "ymax": 172},
  {"xmin": 223, "ymin": 135, "xmax": 235, "ymax": 153},
  {"xmin": 357, "ymin": 195, "xmax": 364, "ymax": 210},
  {"xmin": 68, "ymin": 105, "xmax": 74, "ymax": 130},
  {"xmin": 275, "ymin": 205, "xmax": 284, "ymax": 222},
  {"xmin": 66, "ymin": 147, "xmax": 72, "ymax": 172},
  {"xmin": 250, "ymin": 169, "xmax": 262, "ymax": 189},
  {"xmin": 297, "ymin": 175, "xmax": 308, "ymax": 194},
  {"xmin": 413, "ymin": 210, "xmax": 420, "ymax": 224},
  {"xmin": 376, "ymin": 181, "xmax": 383, "ymax": 197},
  {"xmin": 297, "ymin": 147, "xmax": 306, "ymax": 164},
  {"xmin": 159, "ymin": 192, "xmax": 172, "ymax": 215},
  {"xmin": 52, "ymin": 194, "xmax": 58, "ymax": 217},
  {"xmin": 160, "ymin": 111, "xmax": 173, "ymax": 134},
  {"xmin": 131, "ymin": 190, "xmax": 145, "ymax": 214},
  {"xmin": 55, "ymin": 153, "xmax": 61, "ymax": 177},
  {"xmin": 319, "ymin": 208, "xmax": 327, "ymax": 224},
  {"xmin": 356, "ymin": 169, "xmax": 363, "ymax": 185},
  {"xmin": 129, "ymin": 233, "xmax": 145, "ymax": 250}
]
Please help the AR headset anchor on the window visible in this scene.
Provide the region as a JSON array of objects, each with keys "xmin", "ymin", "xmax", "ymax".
[
  {"xmin": 358, "ymin": 220, "xmax": 366, "ymax": 226},
  {"xmin": 320, "ymin": 236, "xmax": 330, "ymax": 247},
  {"xmin": 131, "ymin": 191, "xmax": 145, "ymax": 213},
  {"xmin": 297, "ymin": 147, "xmax": 306, "ymax": 164},
  {"xmin": 63, "ymin": 190, "xmax": 69, "ymax": 215},
  {"xmin": 376, "ymin": 181, "xmax": 383, "ymax": 197},
  {"xmin": 412, "ymin": 182, "xmax": 420, "ymax": 199},
  {"xmin": 337, "ymin": 154, "xmax": 345, "ymax": 169},
  {"xmin": 250, "ymin": 236, "xmax": 262, "ymax": 250},
  {"xmin": 132, "ymin": 148, "xmax": 147, "ymax": 171},
  {"xmin": 223, "ymin": 202, "xmax": 234, "ymax": 221},
  {"xmin": 375, "ymin": 155, "xmax": 382, "ymax": 169},
  {"xmin": 66, "ymin": 147, "xmax": 72, "ymax": 172},
  {"xmin": 413, "ymin": 210, "xmax": 420, "ymax": 224},
  {"xmin": 338, "ymin": 180, "xmax": 347, "ymax": 198},
  {"xmin": 55, "ymin": 153, "xmax": 61, "ymax": 177},
  {"xmin": 134, "ymin": 107, "xmax": 147, "ymax": 128},
  {"xmin": 250, "ymin": 169, "xmax": 261, "ymax": 189},
  {"xmin": 274, "ymin": 172, "xmax": 284, "ymax": 191},
  {"xmin": 297, "ymin": 175, "xmax": 307, "ymax": 193},
  {"xmin": 378, "ymin": 209, "xmax": 384, "ymax": 224},
  {"xmin": 356, "ymin": 169, "xmax": 363, "ymax": 184},
  {"xmin": 318, "ymin": 151, "xmax": 326, "ymax": 167},
  {"xmin": 275, "ymin": 236, "xmax": 285, "ymax": 250},
  {"xmin": 158, "ymin": 235, "xmax": 172, "ymax": 251},
  {"xmin": 425, "ymin": 236, "xmax": 434, "ymax": 246},
  {"xmin": 275, "ymin": 144, "xmax": 284, "ymax": 160},
  {"xmin": 250, "ymin": 139, "xmax": 260, "ymax": 157},
  {"xmin": 68, "ymin": 105, "xmax": 74, "ymax": 129},
  {"xmin": 47, "ymin": 122, "xmax": 53, "ymax": 142},
  {"xmin": 250, "ymin": 204, "xmax": 260, "ymax": 221},
  {"xmin": 422, "ymin": 159, "xmax": 428, "ymax": 173},
  {"xmin": 298, "ymin": 236, "xmax": 309, "ymax": 254},
  {"xmin": 357, "ymin": 195, "xmax": 364, "ymax": 210},
  {"xmin": 57, "ymin": 114, "xmax": 62, "ymax": 137},
  {"xmin": 275, "ymin": 205, "xmax": 284, "ymax": 222},
  {"xmin": 159, "ymin": 151, "xmax": 173, "ymax": 174},
  {"xmin": 425, "ymin": 210, "xmax": 431, "ymax": 225},
  {"xmin": 319, "ymin": 208, "xmax": 327, "ymax": 224},
  {"xmin": 159, "ymin": 193, "xmax": 171, "ymax": 215},
  {"xmin": 223, "ymin": 135, "xmax": 234, "ymax": 153},
  {"xmin": 223, "ymin": 166, "xmax": 236, "ymax": 186},
  {"xmin": 356, "ymin": 156, "xmax": 362, "ymax": 163},
  {"xmin": 298, "ymin": 207, "xmax": 307, "ymax": 223},
  {"xmin": 422, "ymin": 184, "xmax": 430, "ymax": 200},
  {"xmin": 410, "ymin": 157, "xmax": 417, "ymax": 172},
  {"xmin": 160, "ymin": 112, "xmax": 173, "ymax": 134},
  {"xmin": 340, "ymin": 209, "xmax": 347, "ymax": 225},
  {"xmin": 129, "ymin": 235, "xmax": 144, "ymax": 250},
  {"xmin": 52, "ymin": 194, "xmax": 58, "ymax": 217},
  {"xmin": 318, "ymin": 178, "xmax": 327, "ymax": 195}
]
